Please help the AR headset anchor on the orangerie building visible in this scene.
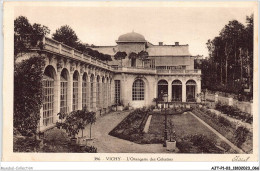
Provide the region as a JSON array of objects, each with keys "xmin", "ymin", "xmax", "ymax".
[{"xmin": 16, "ymin": 31, "xmax": 201, "ymax": 131}]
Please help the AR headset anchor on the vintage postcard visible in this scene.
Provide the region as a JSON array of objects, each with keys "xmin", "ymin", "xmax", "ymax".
[{"xmin": 2, "ymin": 1, "xmax": 259, "ymax": 163}]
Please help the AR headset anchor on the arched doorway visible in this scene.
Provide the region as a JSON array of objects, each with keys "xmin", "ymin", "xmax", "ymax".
[
  {"xmin": 60, "ymin": 68, "xmax": 69, "ymax": 113},
  {"xmin": 43, "ymin": 65, "xmax": 56, "ymax": 126},
  {"xmin": 157, "ymin": 80, "xmax": 168, "ymax": 101},
  {"xmin": 90, "ymin": 74, "xmax": 94, "ymax": 110},
  {"xmin": 82, "ymin": 73, "xmax": 88, "ymax": 109},
  {"xmin": 186, "ymin": 80, "xmax": 196, "ymax": 102},
  {"xmin": 172, "ymin": 80, "xmax": 182, "ymax": 102},
  {"xmin": 73, "ymin": 71, "xmax": 79, "ymax": 111}
]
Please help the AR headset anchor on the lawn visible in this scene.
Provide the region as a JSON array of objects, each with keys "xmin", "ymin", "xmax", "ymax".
[
  {"xmin": 148, "ymin": 112, "xmax": 234, "ymax": 153},
  {"xmin": 109, "ymin": 109, "xmax": 234, "ymax": 153},
  {"xmin": 149, "ymin": 113, "xmax": 217, "ymax": 141}
]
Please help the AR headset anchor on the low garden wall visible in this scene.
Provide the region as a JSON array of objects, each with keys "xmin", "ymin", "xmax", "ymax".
[{"xmin": 205, "ymin": 93, "xmax": 252, "ymax": 115}]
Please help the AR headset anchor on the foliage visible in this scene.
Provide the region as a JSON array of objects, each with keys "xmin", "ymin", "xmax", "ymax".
[
  {"xmin": 109, "ymin": 108, "xmax": 156, "ymax": 144},
  {"xmin": 235, "ymin": 126, "xmax": 250, "ymax": 147},
  {"xmin": 192, "ymin": 107, "xmax": 252, "ymax": 153},
  {"xmin": 13, "ymin": 136, "xmax": 41, "ymax": 152},
  {"xmin": 52, "ymin": 25, "xmax": 79, "ymax": 48},
  {"xmin": 167, "ymin": 120, "xmax": 176, "ymax": 142},
  {"xmin": 128, "ymin": 52, "xmax": 138, "ymax": 59},
  {"xmin": 137, "ymin": 50, "xmax": 149, "ymax": 60},
  {"xmin": 44, "ymin": 128, "xmax": 69, "ymax": 145},
  {"xmin": 14, "ymin": 56, "xmax": 45, "ymax": 136},
  {"xmin": 114, "ymin": 51, "xmax": 127, "ymax": 66},
  {"xmin": 200, "ymin": 15, "xmax": 253, "ymax": 99},
  {"xmin": 14, "ymin": 16, "xmax": 50, "ymax": 58},
  {"xmin": 177, "ymin": 134, "xmax": 224, "ymax": 153},
  {"xmin": 215, "ymin": 102, "xmax": 253, "ymax": 124}
]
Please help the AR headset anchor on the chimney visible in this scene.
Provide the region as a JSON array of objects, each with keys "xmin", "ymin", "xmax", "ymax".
[
  {"xmin": 159, "ymin": 42, "xmax": 163, "ymax": 46},
  {"xmin": 175, "ymin": 42, "xmax": 179, "ymax": 45}
]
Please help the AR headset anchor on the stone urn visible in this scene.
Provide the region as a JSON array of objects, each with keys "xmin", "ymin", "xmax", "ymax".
[{"xmin": 166, "ymin": 140, "xmax": 176, "ymax": 151}]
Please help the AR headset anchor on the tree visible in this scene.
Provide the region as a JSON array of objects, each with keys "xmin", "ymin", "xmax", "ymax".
[
  {"xmin": 114, "ymin": 51, "xmax": 127, "ymax": 67},
  {"xmin": 128, "ymin": 52, "xmax": 138, "ymax": 60},
  {"xmin": 138, "ymin": 51, "xmax": 149, "ymax": 67},
  {"xmin": 14, "ymin": 16, "xmax": 50, "ymax": 58},
  {"xmin": 14, "ymin": 56, "xmax": 45, "ymax": 136},
  {"xmin": 52, "ymin": 25, "xmax": 79, "ymax": 48},
  {"xmin": 203, "ymin": 15, "xmax": 253, "ymax": 100}
]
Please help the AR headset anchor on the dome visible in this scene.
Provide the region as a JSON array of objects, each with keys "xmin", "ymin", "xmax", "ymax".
[{"xmin": 117, "ymin": 31, "xmax": 146, "ymax": 42}]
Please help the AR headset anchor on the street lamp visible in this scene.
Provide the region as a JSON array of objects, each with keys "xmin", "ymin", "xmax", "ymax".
[{"xmin": 163, "ymin": 93, "xmax": 168, "ymax": 147}]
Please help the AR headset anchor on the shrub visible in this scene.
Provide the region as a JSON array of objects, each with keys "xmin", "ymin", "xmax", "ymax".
[
  {"xmin": 14, "ymin": 56, "xmax": 45, "ymax": 136},
  {"xmin": 44, "ymin": 128, "xmax": 69, "ymax": 145},
  {"xmin": 13, "ymin": 136, "xmax": 41, "ymax": 152},
  {"xmin": 235, "ymin": 126, "xmax": 249, "ymax": 147}
]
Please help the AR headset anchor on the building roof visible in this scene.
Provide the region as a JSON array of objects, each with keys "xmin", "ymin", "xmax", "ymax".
[
  {"xmin": 117, "ymin": 31, "xmax": 146, "ymax": 43},
  {"xmin": 91, "ymin": 46, "xmax": 118, "ymax": 56},
  {"xmin": 147, "ymin": 45, "xmax": 191, "ymax": 56}
]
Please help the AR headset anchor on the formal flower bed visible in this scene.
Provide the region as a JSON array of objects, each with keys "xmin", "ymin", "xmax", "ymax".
[
  {"xmin": 177, "ymin": 134, "xmax": 225, "ymax": 153},
  {"xmin": 109, "ymin": 108, "xmax": 156, "ymax": 144},
  {"xmin": 215, "ymin": 102, "xmax": 253, "ymax": 124},
  {"xmin": 192, "ymin": 106, "xmax": 252, "ymax": 153}
]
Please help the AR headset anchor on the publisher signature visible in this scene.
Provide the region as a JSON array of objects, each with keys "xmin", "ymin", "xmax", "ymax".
[{"xmin": 232, "ymin": 156, "xmax": 250, "ymax": 162}]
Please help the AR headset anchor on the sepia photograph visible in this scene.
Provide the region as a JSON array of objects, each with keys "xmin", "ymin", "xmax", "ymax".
[{"xmin": 1, "ymin": 1, "xmax": 259, "ymax": 164}]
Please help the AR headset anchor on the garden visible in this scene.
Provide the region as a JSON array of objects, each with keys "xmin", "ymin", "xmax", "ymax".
[
  {"xmin": 14, "ymin": 107, "xmax": 98, "ymax": 153},
  {"xmin": 109, "ymin": 105, "xmax": 236, "ymax": 153},
  {"xmin": 192, "ymin": 106, "xmax": 252, "ymax": 153}
]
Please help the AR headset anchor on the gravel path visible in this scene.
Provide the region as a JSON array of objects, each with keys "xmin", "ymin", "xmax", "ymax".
[{"xmin": 82, "ymin": 110, "xmax": 167, "ymax": 153}]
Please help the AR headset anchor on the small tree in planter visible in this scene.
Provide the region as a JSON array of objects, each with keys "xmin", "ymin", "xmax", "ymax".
[
  {"xmin": 117, "ymin": 101, "xmax": 124, "ymax": 111},
  {"xmin": 166, "ymin": 120, "xmax": 177, "ymax": 151},
  {"xmin": 56, "ymin": 111, "xmax": 67, "ymax": 129},
  {"xmin": 153, "ymin": 98, "xmax": 160, "ymax": 109},
  {"xmin": 86, "ymin": 111, "xmax": 96, "ymax": 139},
  {"xmin": 77, "ymin": 107, "xmax": 89, "ymax": 146},
  {"xmin": 63, "ymin": 110, "xmax": 80, "ymax": 145}
]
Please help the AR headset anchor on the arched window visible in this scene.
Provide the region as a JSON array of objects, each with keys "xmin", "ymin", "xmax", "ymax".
[
  {"xmin": 82, "ymin": 73, "xmax": 88, "ymax": 109},
  {"xmin": 73, "ymin": 71, "xmax": 79, "ymax": 111},
  {"xmin": 186, "ymin": 80, "xmax": 196, "ymax": 102},
  {"xmin": 90, "ymin": 75, "xmax": 94, "ymax": 110},
  {"xmin": 43, "ymin": 66, "xmax": 55, "ymax": 126},
  {"xmin": 158, "ymin": 80, "xmax": 168, "ymax": 101},
  {"xmin": 102, "ymin": 77, "xmax": 105, "ymax": 108},
  {"xmin": 132, "ymin": 79, "xmax": 145, "ymax": 101},
  {"xmin": 96, "ymin": 76, "xmax": 100, "ymax": 108},
  {"xmin": 172, "ymin": 80, "xmax": 182, "ymax": 102},
  {"xmin": 60, "ymin": 69, "xmax": 69, "ymax": 113}
]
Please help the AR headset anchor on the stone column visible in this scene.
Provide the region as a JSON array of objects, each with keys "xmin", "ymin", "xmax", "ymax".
[
  {"xmin": 214, "ymin": 94, "xmax": 218, "ymax": 103},
  {"xmin": 78, "ymin": 73, "xmax": 83, "ymax": 110},
  {"xmin": 228, "ymin": 97, "xmax": 233, "ymax": 106},
  {"xmin": 182, "ymin": 82, "xmax": 186, "ymax": 102},
  {"xmin": 87, "ymin": 78, "xmax": 90, "ymax": 110},
  {"xmin": 196, "ymin": 80, "xmax": 201, "ymax": 103},
  {"xmin": 168, "ymin": 81, "xmax": 172, "ymax": 102},
  {"xmin": 93, "ymin": 76, "xmax": 97, "ymax": 112},
  {"xmin": 54, "ymin": 71, "xmax": 61, "ymax": 122}
]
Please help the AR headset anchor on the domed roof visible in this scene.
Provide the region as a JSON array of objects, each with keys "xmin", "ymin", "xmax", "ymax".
[{"xmin": 117, "ymin": 31, "xmax": 146, "ymax": 42}]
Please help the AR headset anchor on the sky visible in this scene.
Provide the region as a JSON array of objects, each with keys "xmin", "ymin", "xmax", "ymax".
[{"xmin": 15, "ymin": 5, "xmax": 253, "ymax": 57}]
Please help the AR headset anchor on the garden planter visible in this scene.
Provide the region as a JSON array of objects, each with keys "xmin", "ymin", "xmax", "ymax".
[
  {"xmin": 117, "ymin": 106, "xmax": 123, "ymax": 111},
  {"xmin": 85, "ymin": 138, "xmax": 94, "ymax": 146},
  {"xmin": 77, "ymin": 137, "xmax": 86, "ymax": 146},
  {"xmin": 166, "ymin": 140, "xmax": 176, "ymax": 151},
  {"xmin": 70, "ymin": 137, "xmax": 77, "ymax": 145},
  {"xmin": 112, "ymin": 106, "xmax": 117, "ymax": 111}
]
